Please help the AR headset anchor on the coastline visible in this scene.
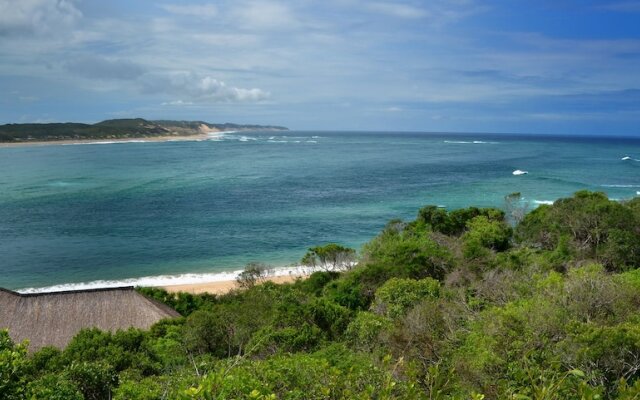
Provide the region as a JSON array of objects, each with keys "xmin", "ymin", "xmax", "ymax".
[
  {"xmin": 162, "ymin": 274, "xmax": 306, "ymax": 294},
  {"xmin": 15, "ymin": 265, "xmax": 315, "ymax": 295},
  {"xmin": 0, "ymin": 133, "xmax": 221, "ymax": 148}
]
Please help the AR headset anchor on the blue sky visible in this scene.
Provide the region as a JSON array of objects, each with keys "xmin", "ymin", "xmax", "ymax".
[{"xmin": 0, "ymin": 0, "xmax": 639, "ymax": 134}]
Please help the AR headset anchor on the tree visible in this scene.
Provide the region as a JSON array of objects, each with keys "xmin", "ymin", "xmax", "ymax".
[
  {"xmin": 372, "ymin": 277, "xmax": 440, "ymax": 319},
  {"xmin": 504, "ymin": 192, "xmax": 529, "ymax": 226},
  {"xmin": 516, "ymin": 191, "xmax": 640, "ymax": 270},
  {"xmin": 236, "ymin": 262, "xmax": 272, "ymax": 289},
  {"xmin": 417, "ymin": 205, "xmax": 506, "ymax": 236},
  {"xmin": 0, "ymin": 330, "xmax": 29, "ymax": 400},
  {"xmin": 301, "ymin": 243, "xmax": 356, "ymax": 272},
  {"xmin": 27, "ymin": 374, "xmax": 83, "ymax": 400},
  {"xmin": 65, "ymin": 361, "xmax": 117, "ymax": 400},
  {"xmin": 462, "ymin": 216, "xmax": 512, "ymax": 271}
]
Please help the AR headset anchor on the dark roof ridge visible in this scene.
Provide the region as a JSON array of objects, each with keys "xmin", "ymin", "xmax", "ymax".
[
  {"xmin": 0, "ymin": 287, "xmax": 20, "ymax": 296},
  {"xmin": 1, "ymin": 286, "xmax": 135, "ymax": 297},
  {"xmin": 140, "ymin": 294, "xmax": 183, "ymax": 318}
]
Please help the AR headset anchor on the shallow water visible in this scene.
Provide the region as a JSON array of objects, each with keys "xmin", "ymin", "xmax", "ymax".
[{"xmin": 1, "ymin": 131, "xmax": 639, "ymax": 290}]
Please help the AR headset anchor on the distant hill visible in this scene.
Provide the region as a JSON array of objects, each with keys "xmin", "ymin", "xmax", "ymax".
[{"xmin": 0, "ymin": 118, "xmax": 288, "ymax": 142}]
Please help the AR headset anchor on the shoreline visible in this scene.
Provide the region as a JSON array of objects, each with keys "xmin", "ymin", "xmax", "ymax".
[
  {"xmin": 0, "ymin": 133, "xmax": 224, "ymax": 148},
  {"xmin": 15, "ymin": 265, "xmax": 316, "ymax": 295},
  {"xmin": 162, "ymin": 274, "xmax": 307, "ymax": 294}
]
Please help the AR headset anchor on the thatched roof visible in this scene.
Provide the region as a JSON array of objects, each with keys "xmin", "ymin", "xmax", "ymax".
[{"xmin": 0, "ymin": 286, "xmax": 180, "ymax": 351}]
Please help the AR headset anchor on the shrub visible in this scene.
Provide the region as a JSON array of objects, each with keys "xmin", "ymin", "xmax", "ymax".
[
  {"xmin": 301, "ymin": 243, "xmax": 356, "ymax": 272},
  {"xmin": 296, "ymin": 270, "xmax": 340, "ymax": 296},
  {"xmin": 0, "ymin": 330, "xmax": 29, "ymax": 400},
  {"xmin": 515, "ymin": 191, "xmax": 640, "ymax": 271},
  {"xmin": 417, "ymin": 205, "xmax": 505, "ymax": 236},
  {"xmin": 345, "ymin": 312, "xmax": 392, "ymax": 351},
  {"xmin": 65, "ymin": 361, "xmax": 118, "ymax": 400},
  {"xmin": 373, "ymin": 277, "xmax": 440, "ymax": 318},
  {"xmin": 236, "ymin": 262, "xmax": 271, "ymax": 289},
  {"xmin": 26, "ymin": 374, "xmax": 83, "ymax": 400}
]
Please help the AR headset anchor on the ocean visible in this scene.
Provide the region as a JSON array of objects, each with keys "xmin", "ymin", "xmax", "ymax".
[{"xmin": 1, "ymin": 131, "xmax": 639, "ymax": 291}]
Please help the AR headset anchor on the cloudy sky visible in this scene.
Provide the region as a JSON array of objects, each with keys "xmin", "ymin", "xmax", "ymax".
[{"xmin": 1, "ymin": 0, "xmax": 639, "ymax": 134}]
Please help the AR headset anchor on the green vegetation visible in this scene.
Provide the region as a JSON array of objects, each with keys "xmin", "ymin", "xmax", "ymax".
[
  {"xmin": 0, "ymin": 119, "xmax": 288, "ymax": 142},
  {"xmin": 301, "ymin": 243, "xmax": 357, "ymax": 271},
  {"xmin": 3, "ymin": 191, "xmax": 640, "ymax": 398}
]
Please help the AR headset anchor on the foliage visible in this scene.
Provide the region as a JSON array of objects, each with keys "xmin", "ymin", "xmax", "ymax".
[
  {"xmin": 180, "ymin": 348, "xmax": 419, "ymax": 400},
  {"xmin": 361, "ymin": 224, "xmax": 454, "ymax": 281},
  {"xmin": 137, "ymin": 286, "xmax": 217, "ymax": 316},
  {"xmin": 65, "ymin": 361, "xmax": 118, "ymax": 400},
  {"xmin": 301, "ymin": 243, "xmax": 356, "ymax": 271},
  {"xmin": 236, "ymin": 262, "xmax": 272, "ymax": 289},
  {"xmin": 372, "ymin": 277, "xmax": 440, "ymax": 318},
  {"xmin": 6, "ymin": 191, "xmax": 640, "ymax": 399},
  {"xmin": 416, "ymin": 205, "xmax": 505, "ymax": 236},
  {"xmin": 345, "ymin": 311, "xmax": 393, "ymax": 351},
  {"xmin": 0, "ymin": 330, "xmax": 29, "ymax": 400},
  {"xmin": 516, "ymin": 190, "xmax": 640, "ymax": 271}
]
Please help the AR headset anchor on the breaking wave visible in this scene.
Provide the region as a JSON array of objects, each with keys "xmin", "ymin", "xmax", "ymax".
[{"xmin": 17, "ymin": 265, "xmax": 318, "ymax": 294}]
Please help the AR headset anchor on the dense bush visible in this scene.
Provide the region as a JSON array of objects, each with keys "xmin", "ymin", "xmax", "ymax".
[
  {"xmin": 6, "ymin": 191, "xmax": 640, "ymax": 399},
  {"xmin": 516, "ymin": 191, "xmax": 640, "ymax": 271},
  {"xmin": 372, "ymin": 277, "xmax": 440, "ymax": 318}
]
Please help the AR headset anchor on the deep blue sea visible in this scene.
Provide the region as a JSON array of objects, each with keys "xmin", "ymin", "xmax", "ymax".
[{"xmin": 1, "ymin": 131, "xmax": 639, "ymax": 291}]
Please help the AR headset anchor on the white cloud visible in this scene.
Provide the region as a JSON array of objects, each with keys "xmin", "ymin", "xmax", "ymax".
[
  {"xmin": 363, "ymin": 0, "xmax": 482, "ymax": 23},
  {"xmin": 161, "ymin": 100, "xmax": 194, "ymax": 106},
  {"xmin": 190, "ymin": 33, "xmax": 260, "ymax": 47},
  {"xmin": 146, "ymin": 73, "xmax": 270, "ymax": 103},
  {"xmin": 367, "ymin": 2, "xmax": 427, "ymax": 19},
  {"xmin": 65, "ymin": 56, "xmax": 145, "ymax": 80},
  {"xmin": 0, "ymin": 0, "xmax": 81, "ymax": 35},
  {"xmin": 160, "ymin": 3, "xmax": 218, "ymax": 18},
  {"xmin": 196, "ymin": 76, "xmax": 269, "ymax": 101},
  {"xmin": 233, "ymin": 1, "xmax": 299, "ymax": 30}
]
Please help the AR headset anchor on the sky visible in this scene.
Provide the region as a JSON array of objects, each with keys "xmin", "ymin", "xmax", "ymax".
[{"xmin": 0, "ymin": 0, "xmax": 639, "ymax": 135}]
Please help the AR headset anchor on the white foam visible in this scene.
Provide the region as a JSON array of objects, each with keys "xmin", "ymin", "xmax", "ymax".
[
  {"xmin": 601, "ymin": 184, "xmax": 639, "ymax": 188},
  {"xmin": 62, "ymin": 140, "xmax": 148, "ymax": 146},
  {"xmin": 513, "ymin": 170, "xmax": 528, "ymax": 175},
  {"xmin": 637, "ymin": 191, "xmax": 640, "ymax": 196},
  {"xmin": 232, "ymin": 136, "xmax": 258, "ymax": 142},
  {"xmin": 206, "ymin": 132, "xmax": 227, "ymax": 139},
  {"xmin": 534, "ymin": 200, "xmax": 554, "ymax": 205},
  {"xmin": 16, "ymin": 265, "xmax": 322, "ymax": 294},
  {"xmin": 622, "ymin": 156, "xmax": 640, "ymax": 161},
  {"xmin": 444, "ymin": 140, "xmax": 497, "ymax": 144},
  {"xmin": 306, "ymin": 140, "xmax": 317, "ymax": 143}
]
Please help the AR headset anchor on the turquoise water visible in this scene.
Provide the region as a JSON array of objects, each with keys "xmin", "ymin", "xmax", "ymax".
[{"xmin": 1, "ymin": 131, "xmax": 639, "ymax": 290}]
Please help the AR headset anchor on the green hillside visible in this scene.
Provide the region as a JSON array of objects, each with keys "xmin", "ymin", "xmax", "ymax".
[{"xmin": 0, "ymin": 119, "xmax": 288, "ymax": 142}]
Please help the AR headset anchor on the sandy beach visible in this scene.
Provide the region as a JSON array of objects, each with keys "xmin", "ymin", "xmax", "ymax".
[
  {"xmin": 0, "ymin": 134, "xmax": 214, "ymax": 148},
  {"xmin": 161, "ymin": 274, "xmax": 306, "ymax": 294}
]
